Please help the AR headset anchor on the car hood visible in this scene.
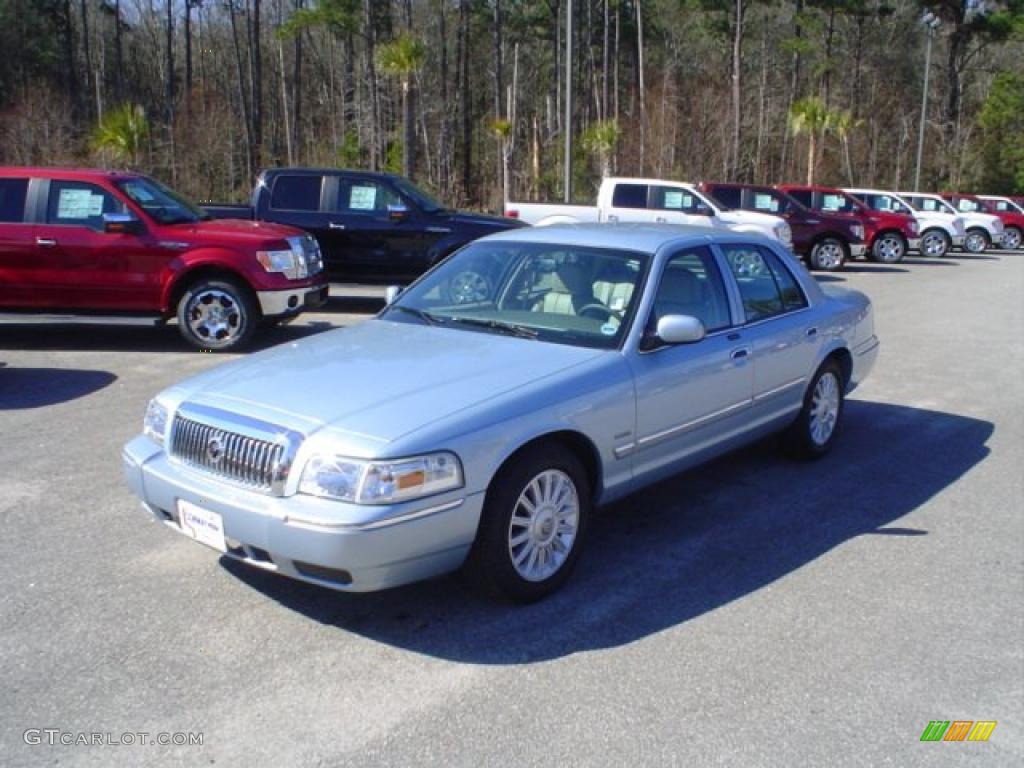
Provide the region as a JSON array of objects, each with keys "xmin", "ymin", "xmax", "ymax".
[
  {"xmin": 445, "ymin": 210, "xmax": 527, "ymax": 230},
  {"xmin": 164, "ymin": 319, "xmax": 606, "ymax": 449},
  {"xmin": 717, "ymin": 209, "xmax": 784, "ymax": 229},
  {"xmin": 169, "ymin": 217, "xmax": 305, "ymax": 245}
]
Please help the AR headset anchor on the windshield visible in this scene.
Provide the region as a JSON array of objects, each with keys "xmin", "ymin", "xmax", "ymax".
[
  {"xmin": 383, "ymin": 241, "xmax": 649, "ymax": 349},
  {"xmin": 117, "ymin": 177, "xmax": 209, "ymax": 224},
  {"xmin": 393, "ymin": 177, "xmax": 446, "ymax": 213}
]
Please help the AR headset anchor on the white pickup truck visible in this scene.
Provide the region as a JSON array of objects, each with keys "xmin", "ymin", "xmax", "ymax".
[
  {"xmin": 845, "ymin": 187, "xmax": 965, "ymax": 258},
  {"xmin": 505, "ymin": 177, "xmax": 793, "ymax": 250},
  {"xmin": 899, "ymin": 192, "xmax": 1004, "ymax": 254}
]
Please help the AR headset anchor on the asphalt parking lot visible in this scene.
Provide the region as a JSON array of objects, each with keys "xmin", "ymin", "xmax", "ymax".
[{"xmin": 1, "ymin": 252, "xmax": 1021, "ymax": 767}]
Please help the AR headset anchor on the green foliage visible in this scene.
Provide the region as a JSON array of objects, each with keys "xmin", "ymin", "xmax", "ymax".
[
  {"xmin": 90, "ymin": 104, "xmax": 149, "ymax": 167},
  {"xmin": 277, "ymin": 0, "xmax": 360, "ymax": 38},
  {"xmin": 336, "ymin": 129, "xmax": 363, "ymax": 168},
  {"xmin": 977, "ymin": 72, "xmax": 1024, "ymax": 193},
  {"xmin": 789, "ymin": 97, "xmax": 834, "ymax": 136},
  {"xmin": 376, "ymin": 33, "xmax": 427, "ymax": 81},
  {"xmin": 383, "ymin": 139, "xmax": 403, "ymax": 174},
  {"xmin": 0, "ymin": 0, "xmax": 63, "ymax": 106},
  {"xmin": 582, "ymin": 119, "xmax": 622, "ymax": 177}
]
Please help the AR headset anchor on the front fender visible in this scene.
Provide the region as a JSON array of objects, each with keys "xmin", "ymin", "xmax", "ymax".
[{"xmin": 158, "ymin": 247, "xmax": 254, "ymax": 312}]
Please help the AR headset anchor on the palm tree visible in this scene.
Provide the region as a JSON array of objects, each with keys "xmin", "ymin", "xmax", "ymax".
[
  {"xmin": 491, "ymin": 118, "xmax": 513, "ymax": 207},
  {"xmin": 789, "ymin": 97, "xmax": 834, "ymax": 186},
  {"xmin": 832, "ymin": 109, "xmax": 864, "ymax": 186},
  {"xmin": 90, "ymin": 103, "xmax": 149, "ymax": 168},
  {"xmin": 377, "ymin": 33, "xmax": 426, "ymax": 180},
  {"xmin": 582, "ymin": 119, "xmax": 621, "ymax": 179}
]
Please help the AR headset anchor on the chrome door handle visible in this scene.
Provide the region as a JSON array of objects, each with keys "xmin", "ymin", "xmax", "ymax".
[
  {"xmin": 36, "ymin": 237, "xmax": 57, "ymax": 247},
  {"xmin": 730, "ymin": 346, "xmax": 751, "ymax": 360},
  {"xmin": 328, "ymin": 222, "xmax": 346, "ymax": 230},
  {"xmin": 655, "ymin": 216, "xmax": 667, "ymax": 223},
  {"xmin": 607, "ymin": 215, "xmax": 619, "ymax": 223},
  {"xmin": 805, "ymin": 327, "xmax": 818, "ymax": 338}
]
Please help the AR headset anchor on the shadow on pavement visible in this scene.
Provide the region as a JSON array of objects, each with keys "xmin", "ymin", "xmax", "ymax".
[
  {"xmin": 841, "ymin": 264, "xmax": 909, "ymax": 274},
  {"xmin": 900, "ymin": 258, "xmax": 957, "ymax": 267},
  {"xmin": 814, "ymin": 275, "xmax": 846, "ymax": 283},
  {"xmin": 222, "ymin": 399, "xmax": 993, "ymax": 663},
  {"xmin": 0, "ymin": 367, "xmax": 117, "ymax": 409}
]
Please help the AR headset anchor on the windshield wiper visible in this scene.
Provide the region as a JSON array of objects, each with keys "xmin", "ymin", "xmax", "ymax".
[
  {"xmin": 387, "ymin": 305, "xmax": 443, "ymax": 325},
  {"xmin": 445, "ymin": 316, "xmax": 539, "ymax": 339}
]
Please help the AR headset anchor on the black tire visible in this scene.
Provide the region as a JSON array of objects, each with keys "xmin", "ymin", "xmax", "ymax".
[
  {"xmin": 784, "ymin": 360, "xmax": 845, "ymax": 460},
  {"xmin": 176, "ymin": 278, "xmax": 259, "ymax": 352},
  {"xmin": 463, "ymin": 443, "xmax": 591, "ymax": 603},
  {"xmin": 1002, "ymin": 225, "xmax": 1022, "ymax": 251},
  {"xmin": 963, "ymin": 228, "xmax": 990, "ymax": 254},
  {"xmin": 808, "ymin": 237, "xmax": 848, "ymax": 271},
  {"xmin": 920, "ymin": 228, "xmax": 951, "ymax": 258},
  {"xmin": 870, "ymin": 232, "xmax": 906, "ymax": 264}
]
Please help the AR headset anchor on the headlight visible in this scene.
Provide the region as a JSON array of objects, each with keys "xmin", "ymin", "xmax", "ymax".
[
  {"xmin": 143, "ymin": 399, "xmax": 169, "ymax": 445},
  {"xmin": 257, "ymin": 236, "xmax": 312, "ymax": 280},
  {"xmin": 909, "ymin": 221, "xmax": 919, "ymax": 234},
  {"xmin": 773, "ymin": 223, "xmax": 792, "ymax": 244},
  {"xmin": 299, "ymin": 451, "xmax": 463, "ymax": 504},
  {"xmin": 851, "ymin": 224, "xmax": 865, "ymax": 240}
]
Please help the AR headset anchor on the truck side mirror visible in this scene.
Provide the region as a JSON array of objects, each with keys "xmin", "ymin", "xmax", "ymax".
[
  {"xmin": 385, "ymin": 286, "xmax": 403, "ymax": 305},
  {"xmin": 387, "ymin": 203, "xmax": 410, "ymax": 222},
  {"xmin": 103, "ymin": 212, "xmax": 141, "ymax": 234}
]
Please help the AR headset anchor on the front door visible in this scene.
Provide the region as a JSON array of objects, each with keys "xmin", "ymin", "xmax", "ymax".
[
  {"xmin": 628, "ymin": 245, "xmax": 753, "ymax": 480},
  {"xmin": 0, "ymin": 176, "xmax": 37, "ymax": 306}
]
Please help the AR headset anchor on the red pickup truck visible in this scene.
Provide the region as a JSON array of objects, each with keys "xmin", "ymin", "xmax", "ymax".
[
  {"xmin": 0, "ymin": 168, "xmax": 328, "ymax": 350},
  {"xmin": 778, "ymin": 184, "xmax": 920, "ymax": 264}
]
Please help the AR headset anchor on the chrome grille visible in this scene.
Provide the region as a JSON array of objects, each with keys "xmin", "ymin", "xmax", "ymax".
[{"xmin": 168, "ymin": 403, "xmax": 302, "ymax": 494}]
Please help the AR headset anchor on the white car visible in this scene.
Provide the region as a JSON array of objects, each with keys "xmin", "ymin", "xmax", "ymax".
[
  {"xmin": 845, "ymin": 188, "xmax": 965, "ymax": 258},
  {"xmin": 506, "ymin": 177, "xmax": 793, "ymax": 250},
  {"xmin": 900, "ymin": 192, "xmax": 1003, "ymax": 254},
  {"xmin": 977, "ymin": 195, "xmax": 1024, "ymax": 250}
]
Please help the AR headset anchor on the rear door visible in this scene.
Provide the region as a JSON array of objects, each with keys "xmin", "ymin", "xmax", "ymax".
[{"xmin": 0, "ymin": 176, "xmax": 36, "ymax": 306}]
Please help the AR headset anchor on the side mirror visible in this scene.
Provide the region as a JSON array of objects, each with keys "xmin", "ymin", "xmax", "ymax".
[
  {"xmin": 694, "ymin": 203, "xmax": 713, "ymax": 216},
  {"xmin": 656, "ymin": 314, "xmax": 705, "ymax": 344},
  {"xmin": 103, "ymin": 212, "xmax": 141, "ymax": 234},
  {"xmin": 384, "ymin": 285, "xmax": 403, "ymax": 305},
  {"xmin": 387, "ymin": 203, "xmax": 410, "ymax": 222}
]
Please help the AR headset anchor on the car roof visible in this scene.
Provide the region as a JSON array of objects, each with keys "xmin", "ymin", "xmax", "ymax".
[
  {"xmin": 776, "ymin": 184, "xmax": 846, "ymax": 193},
  {"xmin": 480, "ymin": 223, "xmax": 772, "ymax": 253},
  {"xmin": 0, "ymin": 166, "xmax": 140, "ymax": 181}
]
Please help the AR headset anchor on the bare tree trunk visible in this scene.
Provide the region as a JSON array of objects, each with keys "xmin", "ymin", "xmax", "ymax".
[
  {"xmin": 364, "ymin": 0, "xmax": 381, "ymax": 171},
  {"xmin": 458, "ymin": 0, "xmax": 471, "ymax": 199},
  {"xmin": 437, "ymin": 0, "xmax": 451, "ymax": 195},
  {"xmin": 184, "ymin": 0, "xmax": 193, "ymax": 107},
  {"xmin": 165, "ymin": 0, "xmax": 174, "ymax": 122},
  {"xmin": 730, "ymin": 0, "xmax": 743, "ymax": 177},
  {"xmin": 252, "ymin": 0, "xmax": 263, "ymax": 167},
  {"xmin": 602, "ymin": 0, "xmax": 609, "ymax": 121},
  {"xmin": 80, "ymin": 0, "xmax": 93, "ymax": 119},
  {"xmin": 114, "ymin": 0, "xmax": 124, "ymax": 101},
  {"xmin": 279, "ymin": 36, "xmax": 293, "ymax": 164},
  {"xmin": 228, "ymin": 1, "xmax": 254, "ymax": 179},
  {"xmin": 636, "ymin": 0, "xmax": 645, "ymax": 174},
  {"xmin": 292, "ymin": 0, "xmax": 303, "ymax": 162},
  {"xmin": 806, "ymin": 132, "xmax": 816, "ymax": 186}
]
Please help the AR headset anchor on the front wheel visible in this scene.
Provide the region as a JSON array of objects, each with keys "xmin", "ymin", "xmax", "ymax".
[
  {"xmin": 176, "ymin": 278, "xmax": 259, "ymax": 352},
  {"xmin": 963, "ymin": 228, "xmax": 990, "ymax": 254},
  {"xmin": 1002, "ymin": 226, "xmax": 1022, "ymax": 251},
  {"xmin": 464, "ymin": 444, "xmax": 590, "ymax": 602},
  {"xmin": 870, "ymin": 232, "xmax": 906, "ymax": 263},
  {"xmin": 808, "ymin": 237, "xmax": 848, "ymax": 271},
  {"xmin": 920, "ymin": 228, "xmax": 951, "ymax": 258},
  {"xmin": 784, "ymin": 360, "xmax": 845, "ymax": 459}
]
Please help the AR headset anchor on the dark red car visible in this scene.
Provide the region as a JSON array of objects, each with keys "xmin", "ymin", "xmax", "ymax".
[
  {"xmin": 0, "ymin": 167, "xmax": 328, "ymax": 350},
  {"xmin": 965, "ymin": 194, "xmax": 1024, "ymax": 251},
  {"xmin": 778, "ymin": 185, "xmax": 920, "ymax": 265},
  {"xmin": 699, "ymin": 182, "xmax": 866, "ymax": 271}
]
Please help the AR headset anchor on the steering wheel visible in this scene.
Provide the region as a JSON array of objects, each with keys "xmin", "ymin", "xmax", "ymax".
[{"xmin": 577, "ymin": 303, "xmax": 618, "ymax": 320}]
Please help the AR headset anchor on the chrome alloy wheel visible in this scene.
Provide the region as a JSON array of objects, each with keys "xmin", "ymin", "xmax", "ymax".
[
  {"xmin": 1002, "ymin": 227, "xmax": 1022, "ymax": 250},
  {"xmin": 874, "ymin": 234, "xmax": 905, "ymax": 263},
  {"xmin": 186, "ymin": 289, "xmax": 244, "ymax": 346},
  {"xmin": 809, "ymin": 371, "xmax": 841, "ymax": 447},
  {"xmin": 964, "ymin": 231, "xmax": 988, "ymax": 253},
  {"xmin": 921, "ymin": 230, "xmax": 949, "ymax": 257},
  {"xmin": 813, "ymin": 241, "xmax": 844, "ymax": 270},
  {"xmin": 448, "ymin": 270, "xmax": 490, "ymax": 304},
  {"xmin": 508, "ymin": 469, "xmax": 579, "ymax": 582}
]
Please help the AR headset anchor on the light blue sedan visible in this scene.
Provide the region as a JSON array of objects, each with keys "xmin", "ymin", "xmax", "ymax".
[{"xmin": 123, "ymin": 224, "xmax": 878, "ymax": 601}]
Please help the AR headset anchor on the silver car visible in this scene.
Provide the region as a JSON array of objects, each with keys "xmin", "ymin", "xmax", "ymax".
[{"xmin": 123, "ymin": 225, "xmax": 878, "ymax": 601}]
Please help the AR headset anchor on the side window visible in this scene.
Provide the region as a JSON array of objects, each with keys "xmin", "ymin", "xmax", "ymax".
[
  {"xmin": 752, "ymin": 191, "xmax": 782, "ymax": 213},
  {"xmin": 46, "ymin": 181, "xmax": 125, "ymax": 231},
  {"xmin": 710, "ymin": 186, "xmax": 741, "ymax": 209},
  {"xmin": 610, "ymin": 183, "xmax": 647, "ymax": 209},
  {"xmin": 788, "ymin": 190, "xmax": 813, "ymax": 208},
  {"xmin": 0, "ymin": 178, "xmax": 29, "ymax": 222},
  {"xmin": 338, "ymin": 180, "xmax": 402, "ymax": 214},
  {"xmin": 650, "ymin": 186, "xmax": 702, "ymax": 213},
  {"xmin": 270, "ymin": 175, "xmax": 322, "ymax": 211},
  {"xmin": 722, "ymin": 245, "xmax": 806, "ymax": 322},
  {"xmin": 650, "ymin": 246, "xmax": 732, "ymax": 333}
]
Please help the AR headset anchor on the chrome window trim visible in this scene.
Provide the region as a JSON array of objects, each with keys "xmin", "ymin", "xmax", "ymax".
[
  {"xmin": 634, "ymin": 398, "xmax": 753, "ymax": 451},
  {"xmin": 715, "ymin": 242, "xmax": 811, "ymax": 327}
]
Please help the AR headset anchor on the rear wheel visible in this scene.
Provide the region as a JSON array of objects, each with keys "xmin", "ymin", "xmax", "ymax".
[
  {"xmin": 176, "ymin": 278, "xmax": 258, "ymax": 352},
  {"xmin": 870, "ymin": 232, "xmax": 906, "ymax": 263},
  {"xmin": 464, "ymin": 443, "xmax": 590, "ymax": 602},
  {"xmin": 920, "ymin": 228, "xmax": 951, "ymax": 258},
  {"xmin": 1002, "ymin": 226, "xmax": 1022, "ymax": 251},
  {"xmin": 963, "ymin": 228, "xmax": 990, "ymax": 254},
  {"xmin": 784, "ymin": 360, "xmax": 845, "ymax": 459},
  {"xmin": 808, "ymin": 237, "xmax": 848, "ymax": 271}
]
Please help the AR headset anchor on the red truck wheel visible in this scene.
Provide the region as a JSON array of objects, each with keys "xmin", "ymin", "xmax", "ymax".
[
  {"xmin": 870, "ymin": 232, "xmax": 906, "ymax": 264},
  {"xmin": 176, "ymin": 278, "xmax": 258, "ymax": 352},
  {"xmin": 808, "ymin": 237, "xmax": 848, "ymax": 271}
]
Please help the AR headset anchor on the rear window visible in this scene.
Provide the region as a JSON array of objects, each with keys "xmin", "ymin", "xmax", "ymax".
[
  {"xmin": 0, "ymin": 178, "xmax": 28, "ymax": 223},
  {"xmin": 270, "ymin": 175, "xmax": 322, "ymax": 211},
  {"xmin": 611, "ymin": 184, "xmax": 648, "ymax": 209}
]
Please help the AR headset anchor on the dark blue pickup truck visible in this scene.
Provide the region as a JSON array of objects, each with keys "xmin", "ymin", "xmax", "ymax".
[{"xmin": 205, "ymin": 168, "xmax": 525, "ymax": 282}]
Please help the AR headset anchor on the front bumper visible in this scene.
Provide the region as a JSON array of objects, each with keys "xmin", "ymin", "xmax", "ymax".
[
  {"xmin": 907, "ymin": 237, "xmax": 921, "ymax": 251},
  {"xmin": 991, "ymin": 233, "xmax": 1004, "ymax": 246},
  {"xmin": 122, "ymin": 436, "xmax": 482, "ymax": 592},
  {"xmin": 849, "ymin": 244, "xmax": 866, "ymax": 258},
  {"xmin": 952, "ymin": 235, "xmax": 966, "ymax": 247},
  {"xmin": 256, "ymin": 283, "xmax": 329, "ymax": 317}
]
